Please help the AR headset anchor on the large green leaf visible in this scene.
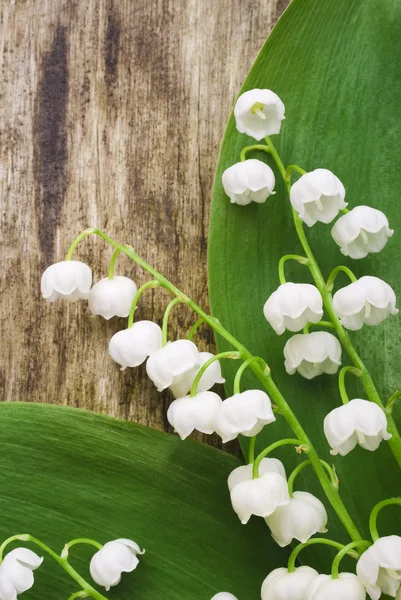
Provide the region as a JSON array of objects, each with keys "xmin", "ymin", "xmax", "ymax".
[
  {"xmin": 0, "ymin": 403, "xmax": 287, "ymax": 599},
  {"xmin": 209, "ymin": 0, "xmax": 401, "ymax": 571}
]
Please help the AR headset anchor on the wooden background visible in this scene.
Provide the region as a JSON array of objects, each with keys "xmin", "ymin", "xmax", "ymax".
[{"xmin": 0, "ymin": 0, "xmax": 288, "ymax": 449}]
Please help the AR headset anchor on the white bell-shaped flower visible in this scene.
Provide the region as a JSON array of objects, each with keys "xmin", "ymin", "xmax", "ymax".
[
  {"xmin": 324, "ymin": 399, "xmax": 391, "ymax": 456},
  {"xmin": 41, "ymin": 260, "xmax": 92, "ymax": 302},
  {"xmin": 284, "ymin": 332, "xmax": 342, "ymax": 379},
  {"xmin": 263, "ymin": 283, "xmax": 323, "ymax": 335},
  {"xmin": 222, "ymin": 159, "xmax": 275, "ymax": 206},
  {"xmin": 265, "ymin": 491, "xmax": 328, "ymax": 547},
  {"xmin": 333, "ymin": 276, "xmax": 398, "ymax": 331},
  {"xmin": 146, "ymin": 340, "xmax": 201, "ymax": 393},
  {"xmin": 167, "ymin": 391, "xmax": 223, "ymax": 439},
  {"xmin": 215, "ymin": 390, "xmax": 275, "ymax": 443},
  {"xmin": 169, "ymin": 351, "xmax": 225, "ymax": 399},
  {"xmin": 89, "ymin": 276, "xmax": 137, "ymax": 320},
  {"xmin": 290, "ymin": 169, "xmax": 347, "ymax": 227},
  {"xmin": 230, "ymin": 470, "xmax": 289, "ymax": 524},
  {"xmin": 356, "ymin": 536, "xmax": 401, "ymax": 600},
  {"xmin": 211, "ymin": 594, "xmax": 238, "ymax": 600},
  {"xmin": 0, "ymin": 548, "xmax": 43, "ymax": 600},
  {"xmin": 90, "ymin": 538, "xmax": 145, "ymax": 591},
  {"xmin": 228, "ymin": 457, "xmax": 286, "ymax": 492},
  {"xmin": 109, "ymin": 321, "xmax": 162, "ymax": 369},
  {"xmin": 261, "ymin": 566, "xmax": 319, "ymax": 600},
  {"xmin": 234, "ymin": 89, "xmax": 285, "ymax": 140},
  {"xmin": 305, "ymin": 573, "xmax": 366, "ymax": 600},
  {"xmin": 331, "ymin": 206, "xmax": 394, "ymax": 259}
]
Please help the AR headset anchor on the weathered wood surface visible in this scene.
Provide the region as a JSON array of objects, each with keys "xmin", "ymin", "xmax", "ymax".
[{"xmin": 0, "ymin": 0, "xmax": 288, "ymax": 449}]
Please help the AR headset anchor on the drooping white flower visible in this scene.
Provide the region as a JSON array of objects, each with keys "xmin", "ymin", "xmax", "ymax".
[
  {"xmin": 90, "ymin": 539, "xmax": 145, "ymax": 591},
  {"xmin": 41, "ymin": 260, "xmax": 92, "ymax": 302},
  {"xmin": 230, "ymin": 471, "xmax": 290, "ymax": 524},
  {"xmin": 222, "ymin": 159, "xmax": 275, "ymax": 206},
  {"xmin": 109, "ymin": 321, "xmax": 162, "ymax": 369},
  {"xmin": 290, "ymin": 169, "xmax": 347, "ymax": 227},
  {"xmin": 263, "ymin": 283, "xmax": 323, "ymax": 335},
  {"xmin": 333, "ymin": 276, "xmax": 398, "ymax": 331},
  {"xmin": 265, "ymin": 491, "xmax": 328, "ymax": 547},
  {"xmin": 324, "ymin": 399, "xmax": 391, "ymax": 456},
  {"xmin": 227, "ymin": 457, "xmax": 286, "ymax": 492},
  {"xmin": 0, "ymin": 548, "xmax": 43, "ymax": 600},
  {"xmin": 284, "ymin": 332, "xmax": 342, "ymax": 379},
  {"xmin": 261, "ymin": 566, "xmax": 319, "ymax": 600},
  {"xmin": 211, "ymin": 593, "xmax": 238, "ymax": 600},
  {"xmin": 167, "ymin": 391, "xmax": 223, "ymax": 439},
  {"xmin": 305, "ymin": 573, "xmax": 366, "ymax": 600},
  {"xmin": 88, "ymin": 276, "xmax": 137, "ymax": 320},
  {"xmin": 234, "ymin": 89, "xmax": 285, "ymax": 140},
  {"xmin": 169, "ymin": 351, "xmax": 225, "ymax": 399},
  {"xmin": 146, "ymin": 340, "xmax": 202, "ymax": 393},
  {"xmin": 356, "ymin": 536, "xmax": 401, "ymax": 600},
  {"xmin": 331, "ymin": 206, "xmax": 394, "ymax": 259},
  {"xmin": 215, "ymin": 390, "xmax": 275, "ymax": 443}
]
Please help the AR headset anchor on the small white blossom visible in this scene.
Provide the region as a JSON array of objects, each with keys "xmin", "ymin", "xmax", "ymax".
[
  {"xmin": 331, "ymin": 206, "xmax": 394, "ymax": 259},
  {"xmin": 234, "ymin": 89, "xmax": 285, "ymax": 140},
  {"xmin": 0, "ymin": 548, "xmax": 43, "ymax": 600},
  {"xmin": 305, "ymin": 573, "xmax": 366, "ymax": 600},
  {"xmin": 109, "ymin": 321, "xmax": 162, "ymax": 369},
  {"xmin": 211, "ymin": 594, "xmax": 238, "ymax": 600},
  {"xmin": 41, "ymin": 260, "xmax": 92, "ymax": 302},
  {"xmin": 89, "ymin": 276, "xmax": 137, "ymax": 320},
  {"xmin": 230, "ymin": 471, "xmax": 289, "ymax": 524},
  {"xmin": 167, "ymin": 391, "xmax": 223, "ymax": 439},
  {"xmin": 284, "ymin": 332, "xmax": 342, "ymax": 379},
  {"xmin": 169, "ymin": 351, "xmax": 225, "ymax": 399},
  {"xmin": 261, "ymin": 566, "xmax": 319, "ymax": 600},
  {"xmin": 146, "ymin": 340, "xmax": 202, "ymax": 393},
  {"xmin": 265, "ymin": 491, "xmax": 328, "ymax": 547},
  {"xmin": 215, "ymin": 390, "xmax": 275, "ymax": 443},
  {"xmin": 90, "ymin": 539, "xmax": 144, "ymax": 591},
  {"xmin": 263, "ymin": 283, "xmax": 323, "ymax": 335},
  {"xmin": 222, "ymin": 159, "xmax": 275, "ymax": 206},
  {"xmin": 228, "ymin": 458, "xmax": 286, "ymax": 492},
  {"xmin": 290, "ymin": 169, "xmax": 347, "ymax": 227},
  {"xmin": 356, "ymin": 536, "xmax": 401, "ymax": 600},
  {"xmin": 333, "ymin": 276, "xmax": 398, "ymax": 331},
  {"xmin": 324, "ymin": 399, "xmax": 391, "ymax": 456}
]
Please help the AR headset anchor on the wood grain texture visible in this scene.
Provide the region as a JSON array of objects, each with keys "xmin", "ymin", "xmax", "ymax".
[{"xmin": 0, "ymin": 0, "xmax": 288, "ymax": 449}]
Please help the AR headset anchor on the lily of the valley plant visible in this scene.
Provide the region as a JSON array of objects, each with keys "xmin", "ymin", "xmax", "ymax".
[{"xmin": 3, "ymin": 88, "xmax": 400, "ymax": 600}]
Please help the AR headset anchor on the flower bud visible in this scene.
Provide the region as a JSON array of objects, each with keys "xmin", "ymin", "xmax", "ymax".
[
  {"xmin": 230, "ymin": 471, "xmax": 290, "ymax": 524},
  {"xmin": 227, "ymin": 457, "xmax": 286, "ymax": 492},
  {"xmin": 41, "ymin": 260, "xmax": 92, "ymax": 302},
  {"xmin": 324, "ymin": 399, "xmax": 391, "ymax": 456},
  {"xmin": 265, "ymin": 491, "xmax": 328, "ymax": 547},
  {"xmin": 234, "ymin": 89, "xmax": 285, "ymax": 140},
  {"xmin": 167, "ymin": 391, "xmax": 223, "ymax": 439},
  {"xmin": 169, "ymin": 351, "xmax": 225, "ymax": 399},
  {"xmin": 146, "ymin": 340, "xmax": 202, "ymax": 393},
  {"xmin": 333, "ymin": 276, "xmax": 398, "ymax": 331},
  {"xmin": 0, "ymin": 548, "xmax": 43, "ymax": 599},
  {"xmin": 109, "ymin": 321, "xmax": 162, "ymax": 369},
  {"xmin": 284, "ymin": 332, "xmax": 342, "ymax": 379},
  {"xmin": 89, "ymin": 538, "xmax": 145, "ymax": 591},
  {"xmin": 89, "ymin": 276, "xmax": 137, "ymax": 320},
  {"xmin": 215, "ymin": 390, "xmax": 275, "ymax": 443},
  {"xmin": 305, "ymin": 573, "xmax": 366, "ymax": 600},
  {"xmin": 261, "ymin": 566, "xmax": 319, "ymax": 600},
  {"xmin": 331, "ymin": 205, "xmax": 393, "ymax": 259},
  {"xmin": 290, "ymin": 169, "xmax": 347, "ymax": 226},
  {"xmin": 211, "ymin": 594, "xmax": 238, "ymax": 600},
  {"xmin": 356, "ymin": 535, "xmax": 401, "ymax": 600},
  {"xmin": 263, "ymin": 283, "xmax": 323, "ymax": 335},
  {"xmin": 222, "ymin": 159, "xmax": 275, "ymax": 206}
]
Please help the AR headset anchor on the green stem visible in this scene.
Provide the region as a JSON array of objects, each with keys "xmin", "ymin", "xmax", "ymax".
[
  {"xmin": 278, "ymin": 254, "xmax": 309, "ymax": 285},
  {"xmin": 386, "ymin": 390, "xmax": 401, "ymax": 412},
  {"xmin": 326, "ymin": 265, "xmax": 357, "ymax": 291},
  {"xmin": 253, "ymin": 438, "xmax": 303, "ymax": 478},
  {"xmin": 265, "ymin": 135, "xmax": 401, "ymax": 470},
  {"xmin": 338, "ymin": 366, "xmax": 362, "ymax": 405},
  {"xmin": 68, "ymin": 592, "xmax": 90, "ymax": 600},
  {"xmin": 332, "ymin": 540, "xmax": 371, "ymax": 579},
  {"xmin": 162, "ymin": 297, "xmax": 182, "ymax": 346},
  {"xmin": 303, "ymin": 320, "xmax": 336, "ymax": 334},
  {"xmin": 288, "ymin": 538, "xmax": 358, "ymax": 573},
  {"xmin": 0, "ymin": 535, "xmax": 107, "ymax": 600},
  {"xmin": 66, "ymin": 228, "xmax": 97, "ymax": 260},
  {"xmin": 127, "ymin": 280, "xmax": 160, "ymax": 328},
  {"xmin": 369, "ymin": 498, "xmax": 401, "ymax": 541},
  {"xmin": 233, "ymin": 356, "xmax": 268, "ymax": 395},
  {"xmin": 188, "ymin": 318, "xmax": 205, "ymax": 341},
  {"xmin": 248, "ymin": 436, "xmax": 256, "ymax": 464},
  {"xmin": 61, "ymin": 538, "xmax": 103, "ymax": 559},
  {"xmin": 65, "ymin": 229, "xmax": 363, "ymax": 542},
  {"xmin": 288, "ymin": 459, "xmax": 338, "ymax": 496},
  {"xmin": 189, "ymin": 351, "xmax": 240, "ymax": 397},
  {"xmin": 240, "ymin": 144, "xmax": 271, "ymax": 162},
  {"xmin": 285, "ymin": 164, "xmax": 307, "ymax": 178},
  {"xmin": 108, "ymin": 248, "xmax": 120, "ymax": 279}
]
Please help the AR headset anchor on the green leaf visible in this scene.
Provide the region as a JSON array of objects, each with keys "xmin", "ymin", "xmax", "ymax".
[
  {"xmin": 209, "ymin": 0, "xmax": 401, "ymax": 572},
  {"xmin": 0, "ymin": 403, "xmax": 287, "ymax": 598}
]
